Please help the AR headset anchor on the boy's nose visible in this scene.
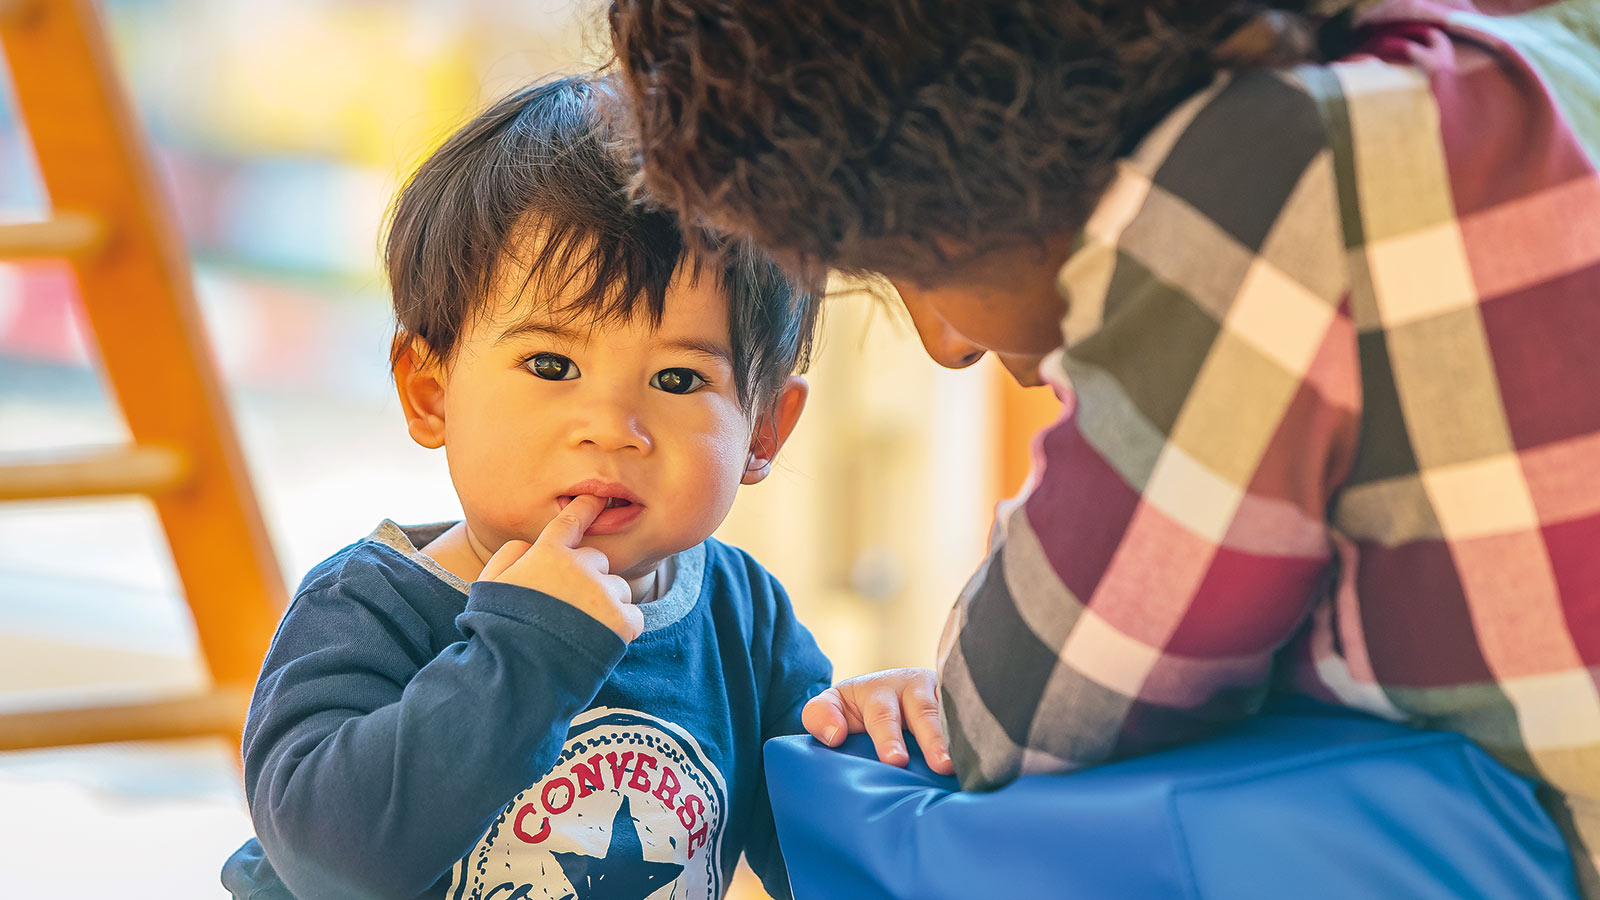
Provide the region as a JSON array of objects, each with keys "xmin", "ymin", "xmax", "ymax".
[{"xmin": 571, "ymin": 399, "xmax": 653, "ymax": 454}]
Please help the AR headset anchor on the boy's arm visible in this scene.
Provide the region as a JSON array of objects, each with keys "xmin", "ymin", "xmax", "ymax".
[
  {"xmin": 246, "ymin": 500, "xmax": 632, "ymax": 899},
  {"xmin": 940, "ymin": 69, "xmax": 1360, "ymax": 791},
  {"xmin": 244, "ymin": 579, "xmax": 624, "ymax": 899},
  {"xmin": 742, "ymin": 574, "xmax": 833, "ymax": 900}
]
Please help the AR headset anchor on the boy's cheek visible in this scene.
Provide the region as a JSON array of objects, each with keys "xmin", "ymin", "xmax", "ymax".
[{"xmin": 456, "ymin": 486, "xmax": 558, "ymax": 548}]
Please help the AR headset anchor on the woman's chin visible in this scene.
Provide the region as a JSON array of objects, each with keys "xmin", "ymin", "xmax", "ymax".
[{"xmin": 997, "ymin": 351, "xmax": 1050, "ymax": 387}]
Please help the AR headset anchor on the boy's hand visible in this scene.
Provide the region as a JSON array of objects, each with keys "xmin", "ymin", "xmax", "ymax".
[
  {"xmin": 480, "ymin": 495, "xmax": 644, "ymax": 642},
  {"xmin": 802, "ymin": 667, "xmax": 954, "ymax": 775}
]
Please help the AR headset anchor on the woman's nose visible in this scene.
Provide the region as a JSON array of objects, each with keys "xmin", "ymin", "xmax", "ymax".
[
  {"xmin": 921, "ymin": 329, "xmax": 986, "ymax": 370},
  {"xmin": 900, "ymin": 290, "xmax": 986, "ymax": 370}
]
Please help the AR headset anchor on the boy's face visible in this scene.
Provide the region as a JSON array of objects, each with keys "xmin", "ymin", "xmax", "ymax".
[{"xmin": 400, "ymin": 266, "xmax": 804, "ymax": 580}]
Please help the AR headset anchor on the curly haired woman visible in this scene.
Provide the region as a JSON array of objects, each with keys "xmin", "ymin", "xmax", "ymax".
[{"xmin": 608, "ymin": 0, "xmax": 1600, "ymax": 890}]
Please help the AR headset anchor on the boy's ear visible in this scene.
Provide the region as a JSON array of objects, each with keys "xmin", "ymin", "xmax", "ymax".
[
  {"xmin": 742, "ymin": 376, "xmax": 808, "ymax": 485},
  {"xmin": 394, "ymin": 339, "xmax": 448, "ymax": 449}
]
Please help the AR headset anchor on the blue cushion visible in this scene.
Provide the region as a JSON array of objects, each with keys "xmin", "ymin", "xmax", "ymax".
[{"xmin": 764, "ymin": 709, "xmax": 1578, "ymax": 900}]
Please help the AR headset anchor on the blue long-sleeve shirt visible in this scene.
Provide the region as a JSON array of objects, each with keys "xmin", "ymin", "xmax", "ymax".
[{"xmin": 222, "ymin": 521, "xmax": 832, "ymax": 900}]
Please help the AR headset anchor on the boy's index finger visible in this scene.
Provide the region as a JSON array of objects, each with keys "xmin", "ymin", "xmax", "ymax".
[{"xmin": 540, "ymin": 494, "xmax": 606, "ymax": 549}]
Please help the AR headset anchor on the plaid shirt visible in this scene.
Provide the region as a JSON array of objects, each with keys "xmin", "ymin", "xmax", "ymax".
[{"xmin": 937, "ymin": 0, "xmax": 1600, "ymax": 889}]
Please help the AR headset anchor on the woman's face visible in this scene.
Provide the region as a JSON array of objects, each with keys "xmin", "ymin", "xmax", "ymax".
[{"xmin": 885, "ymin": 234, "xmax": 1076, "ymax": 386}]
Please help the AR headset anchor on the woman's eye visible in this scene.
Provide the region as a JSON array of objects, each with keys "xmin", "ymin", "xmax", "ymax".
[
  {"xmin": 527, "ymin": 353, "xmax": 578, "ymax": 381},
  {"xmin": 651, "ymin": 367, "xmax": 705, "ymax": 395}
]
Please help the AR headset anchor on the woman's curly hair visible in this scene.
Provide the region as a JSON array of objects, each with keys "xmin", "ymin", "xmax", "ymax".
[{"xmin": 608, "ymin": 0, "xmax": 1355, "ymax": 284}]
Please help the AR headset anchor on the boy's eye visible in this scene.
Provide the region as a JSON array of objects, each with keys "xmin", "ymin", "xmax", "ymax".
[
  {"xmin": 650, "ymin": 367, "xmax": 705, "ymax": 395},
  {"xmin": 527, "ymin": 353, "xmax": 578, "ymax": 381}
]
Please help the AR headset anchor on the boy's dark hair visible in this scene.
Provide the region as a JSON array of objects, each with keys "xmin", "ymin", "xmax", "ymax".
[
  {"xmin": 385, "ymin": 75, "xmax": 818, "ymax": 411},
  {"xmin": 607, "ymin": 1, "xmax": 1339, "ymax": 282}
]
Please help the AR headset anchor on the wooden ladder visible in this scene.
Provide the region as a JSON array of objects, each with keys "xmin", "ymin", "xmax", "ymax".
[{"xmin": 0, "ymin": 0, "xmax": 285, "ymax": 751}]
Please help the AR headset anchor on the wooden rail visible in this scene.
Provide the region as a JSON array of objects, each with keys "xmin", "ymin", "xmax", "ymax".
[
  {"xmin": 0, "ymin": 445, "xmax": 189, "ymax": 501},
  {"xmin": 0, "ymin": 212, "xmax": 105, "ymax": 259},
  {"xmin": 0, "ymin": 0, "xmax": 284, "ymax": 753},
  {"xmin": 0, "ymin": 687, "xmax": 251, "ymax": 751}
]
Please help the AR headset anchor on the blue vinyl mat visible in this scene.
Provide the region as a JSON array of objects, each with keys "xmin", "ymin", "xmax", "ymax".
[{"xmin": 765, "ymin": 708, "xmax": 1578, "ymax": 900}]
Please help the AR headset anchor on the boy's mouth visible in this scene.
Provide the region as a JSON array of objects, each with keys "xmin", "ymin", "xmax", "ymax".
[
  {"xmin": 556, "ymin": 480, "xmax": 646, "ymax": 535},
  {"xmin": 558, "ymin": 496, "xmax": 634, "ymax": 509}
]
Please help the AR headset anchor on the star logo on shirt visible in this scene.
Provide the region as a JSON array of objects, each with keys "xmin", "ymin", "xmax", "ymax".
[
  {"xmin": 553, "ymin": 796, "xmax": 685, "ymax": 900},
  {"xmin": 453, "ymin": 710, "xmax": 727, "ymax": 899}
]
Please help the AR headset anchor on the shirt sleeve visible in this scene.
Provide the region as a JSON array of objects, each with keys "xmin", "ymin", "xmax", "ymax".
[
  {"xmin": 938, "ymin": 67, "xmax": 1363, "ymax": 791},
  {"xmin": 242, "ymin": 575, "xmax": 626, "ymax": 899},
  {"xmin": 744, "ymin": 571, "xmax": 833, "ymax": 900}
]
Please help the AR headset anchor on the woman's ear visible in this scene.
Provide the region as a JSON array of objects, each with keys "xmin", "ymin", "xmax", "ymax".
[
  {"xmin": 743, "ymin": 376, "xmax": 809, "ymax": 485},
  {"xmin": 393, "ymin": 339, "xmax": 448, "ymax": 449}
]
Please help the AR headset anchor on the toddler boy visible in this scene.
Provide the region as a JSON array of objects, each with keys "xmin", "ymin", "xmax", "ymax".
[{"xmin": 221, "ymin": 75, "xmax": 940, "ymax": 900}]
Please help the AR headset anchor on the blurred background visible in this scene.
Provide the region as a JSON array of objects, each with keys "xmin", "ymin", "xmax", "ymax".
[{"xmin": 0, "ymin": 0, "xmax": 1059, "ymax": 895}]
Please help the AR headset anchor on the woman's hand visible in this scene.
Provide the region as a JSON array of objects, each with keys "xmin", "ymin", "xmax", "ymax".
[{"xmin": 802, "ymin": 667, "xmax": 954, "ymax": 775}]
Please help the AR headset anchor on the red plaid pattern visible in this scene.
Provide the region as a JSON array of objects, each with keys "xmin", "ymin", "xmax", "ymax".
[{"xmin": 937, "ymin": 1, "xmax": 1600, "ymax": 890}]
